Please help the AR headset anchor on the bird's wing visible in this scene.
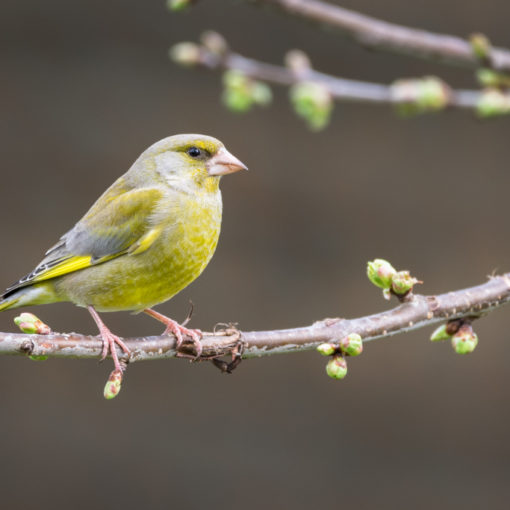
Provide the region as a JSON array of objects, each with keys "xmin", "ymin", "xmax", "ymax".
[{"xmin": 4, "ymin": 186, "xmax": 164, "ymax": 295}]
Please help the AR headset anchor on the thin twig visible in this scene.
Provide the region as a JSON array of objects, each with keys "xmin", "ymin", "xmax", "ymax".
[
  {"xmin": 1, "ymin": 273, "xmax": 510, "ymax": 362},
  {"xmin": 188, "ymin": 45, "xmax": 481, "ymax": 109},
  {"xmin": 253, "ymin": 0, "xmax": 510, "ymax": 71}
]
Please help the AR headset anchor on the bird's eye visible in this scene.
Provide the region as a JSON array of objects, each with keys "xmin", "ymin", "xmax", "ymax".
[{"xmin": 187, "ymin": 146, "xmax": 201, "ymax": 158}]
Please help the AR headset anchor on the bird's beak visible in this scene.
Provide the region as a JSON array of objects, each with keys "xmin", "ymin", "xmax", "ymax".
[{"xmin": 207, "ymin": 147, "xmax": 248, "ymax": 176}]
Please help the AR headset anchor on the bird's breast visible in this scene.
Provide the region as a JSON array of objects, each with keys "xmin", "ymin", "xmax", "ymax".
[{"xmin": 56, "ymin": 191, "xmax": 223, "ymax": 312}]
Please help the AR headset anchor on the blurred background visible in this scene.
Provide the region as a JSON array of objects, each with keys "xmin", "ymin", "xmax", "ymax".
[{"xmin": 1, "ymin": 0, "xmax": 510, "ymax": 508}]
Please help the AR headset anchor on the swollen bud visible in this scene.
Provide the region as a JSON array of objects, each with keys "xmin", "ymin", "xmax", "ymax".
[
  {"xmin": 339, "ymin": 333, "xmax": 363, "ymax": 356},
  {"xmin": 326, "ymin": 355, "xmax": 348, "ymax": 380},
  {"xmin": 391, "ymin": 270, "xmax": 419, "ymax": 295},
  {"xmin": 476, "ymin": 69, "xmax": 510, "ymax": 88},
  {"xmin": 169, "ymin": 42, "xmax": 201, "ymax": 67},
  {"xmin": 104, "ymin": 369, "xmax": 123, "ymax": 400},
  {"xmin": 476, "ymin": 89, "xmax": 510, "ymax": 117},
  {"xmin": 430, "ymin": 324, "xmax": 451, "ymax": 342},
  {"xmin": 285, "ymin": 50, "xmax": 311, "ymax": 75},
  {"xmin": 14, "ymin": 313, "xmax": 51, "ymax": 335},
  {"xmin": 167, "ymin": 0, "xmax": 192, "ymax": 11},
  {"xmin": 290, "ymin": 81, "xmax": 333, "ymax": 131},
  {"xmin": 451, "ymin": 325, "xmax": 478, "ymax": 354},
  {"xmin": 470, "ymin": 33, "xmax": 491, "ymax": 60},
  {"xmin": 222, "ymin": 70, "xmax": 272, "ymax": 113},
  {"xmin": 200, "ymin": 31, "xmax": 228, "ymax": 56},
  {"xmin": 367, "ymin": 259, "xmax": 396, "ymax": 289},
  {"xmin": 391, "ymin": 76, "xmax": 450, "ymax": 115},
  {"xmin": 316, "ymin": 343, "xmax": 337, "ymax": 356}
]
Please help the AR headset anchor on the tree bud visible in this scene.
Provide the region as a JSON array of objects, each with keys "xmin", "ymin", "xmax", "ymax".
[
  {"xmin": 316, "ymin": 343, "xmax": 336, "ymax": 356},
  {"xmin": 367, "ymin": 259, "xmax": 396, "ymax": 289},
  {"xmin": 339, "ymin": 333, "xmax": 363, "ymax": 356},
  {"xmin": 326, "ymin": 355, "xmax": 348, "ymax": 379}
]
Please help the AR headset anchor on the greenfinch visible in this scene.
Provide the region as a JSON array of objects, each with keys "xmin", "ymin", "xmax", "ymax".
[{"xmin": 0, "ymin": 134, "xmax": 247, "ymax": 371}]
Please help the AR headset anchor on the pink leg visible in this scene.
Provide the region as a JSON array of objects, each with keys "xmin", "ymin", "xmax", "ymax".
[
  {"xmin": 144, "ymin": 308, "xmax": 203, "ymax": 358},
  {"xmin": 87, "ymin": 306, "xmax": 130, "ymax": 372}
]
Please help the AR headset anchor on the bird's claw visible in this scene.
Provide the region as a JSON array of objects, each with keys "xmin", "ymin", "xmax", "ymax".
[
  {"xmin": 98, "ymin": 331, "xmax": 130, "ymax": 372},
  {"xmin": 165, "ymin": 322, "xmax": 203, "ymax": 359}
]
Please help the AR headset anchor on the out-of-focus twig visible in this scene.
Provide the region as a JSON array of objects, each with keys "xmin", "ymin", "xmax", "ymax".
[
  {"xmin": 253, "ymin": 0, "xmax": 510, "ymax": 71},
  {"xmin": 171, "ymin": 40, "xmax": 485, "ymax": 110}
]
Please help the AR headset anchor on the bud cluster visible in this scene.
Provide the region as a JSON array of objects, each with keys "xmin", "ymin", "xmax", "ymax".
[
  {"xmin": 222, "ymin": 70, "xmax": 272, "ymax": 113},
  {"xmin": 366, "ymin": 259, "xmax": 420, "ymax": 299},
  {"xmin": 390, "ymin": 76, "xmax": 451, "ymax": 116},
  {"xmin": 290, "ymin": 81, "xmax": 333, "ymax": 131},
  {"xmin": 430, "ymin": 320, "xmax": 478, "ymax": 354},
  {"xmin": 317, "ymin": 333, "xmax": 363, "ymax": 380},
  {"xmin": 476, "ymin": 89, "xmax": 510, "ymax": 117}
]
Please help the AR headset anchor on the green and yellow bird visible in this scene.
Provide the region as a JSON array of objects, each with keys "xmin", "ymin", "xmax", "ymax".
[{"xmin": 0, "ymin": 134, "xmax": 247, "ymax": 371}]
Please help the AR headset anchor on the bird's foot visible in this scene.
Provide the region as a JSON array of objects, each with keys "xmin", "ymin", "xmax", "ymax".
[
  {"xmin": 144, "ymin": 308, "xmax": 203, "ymax": 358},
  {"xmin": 87, "ymin": 306, "xmax": 130, "ymax": 372},
  {"xmin": 165, "ymin": 320, "xmax": 203, "ymax": 359},
  {"xmin": 99, "ymin": 329, "xmax": 131, "ymax": 372}
]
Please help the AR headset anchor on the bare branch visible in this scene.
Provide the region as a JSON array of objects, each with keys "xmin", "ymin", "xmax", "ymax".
[
  {"xmin": 1, "ymin": 273, "xmax": 510, "ymax": 363},
  {"xmin": 253, "ymin": 0, "xmax": 510, "ymax": 71}
]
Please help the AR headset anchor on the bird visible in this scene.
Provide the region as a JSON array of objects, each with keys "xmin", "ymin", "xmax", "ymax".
[{"xmin": 0, "ymin": 134, "xmax": 247, "ymax": 372}]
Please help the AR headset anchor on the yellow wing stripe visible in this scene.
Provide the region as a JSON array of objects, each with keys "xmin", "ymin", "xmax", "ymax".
[
  {"xmin": 32, "ymin": 256, "xmax": 94, "ymax": 283},
  {"xmin": 128, "ymin": 227, "xmax": 162, "ymax": 256},
  {"xmin": 24, "ymin": 227, "xmax": 161, "ymax": 286}
]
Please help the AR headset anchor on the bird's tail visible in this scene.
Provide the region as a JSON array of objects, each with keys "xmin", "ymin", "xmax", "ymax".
[
  {"xmin": 0, "ymin": 296, "xmax": 20, "ymax": 311},
  {"xmin": 0, "ymin": 284, "xmax": 58, "ymax": 312}
]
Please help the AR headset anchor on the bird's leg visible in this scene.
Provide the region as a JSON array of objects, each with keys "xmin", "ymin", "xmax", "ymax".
[
  {"xmin": 87, "ymin": 306, "xmax": 130, "ymax": 372},
  {"xmin": 144, "ymin": 308, "xmax": 203, "ymax": 358}
]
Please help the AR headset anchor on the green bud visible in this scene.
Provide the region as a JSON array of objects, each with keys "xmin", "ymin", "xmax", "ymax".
[
  {"xmin": 470, "ymin": 33, "xmax": 491, "ymax": 60},
  {"xmin": 316, "ymin": 343, "xmax": 336, "ymax": 356},
  {"xmin": 14, "ymin": 313, "xmax": 50, "ymax": 335},
  {"xmin": 222, "ymin": 70, "xmax": 272, "ymax": 113},
  {"xmin": 167, "ymin": 0, "xmax": 192, "ymax": 11},
  {"xmin": 169, "ymin": 42, "xmax": 201, "ymax": 67},
  {"xmin": 16, "ymin": 321, "xmax": 38, "ymax": 334},
  {"xmin": 391, "ymin": 77, "xmax": 450, "ymax": 115},
  {"xmin": 476, "ymin": 69, "xmax": 510, "ymax": 88},
  {"xmin": 476, "ymin": 89, "xmax": 510, "ymax": 117},
  {"xmin": 290, "ymin": 81, "xmax": 333, "ymax": 131},
  {"xmin": 326, "ymin": 355, "xmax": 348, "ymax": 379},
  {"xmin": 251, "ymin": 82, "xmax": 272, "ymax": 106},
  {"xmin": 430, "ymin": 324, "xmax": 451, "ymax": 342},
  {"xmin": 367, "ymin": 259, "xmax": 397, "ymax": 289},
  {"xmin": 391, "ymin": 270, "xmax": 419, "ymax": 295},
  {"xmin": 339, "ymin": 333, "xmax": 363, "ymax": 356},
  {"xmin": 29, "ymin": 355, "xmax": 48, "ymax": 361},
  {"xmin": 104, "ymin": 369, "xmax": 123, "ymax": 400},
  {"xmin": 451, "ymin": 325, "xmax": 478, "ymax": 354}
]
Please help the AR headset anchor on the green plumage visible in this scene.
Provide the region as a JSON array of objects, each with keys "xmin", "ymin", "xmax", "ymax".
[{"xmin": 0, "ymin": 134, "xmax": 238, "ymax": 313}]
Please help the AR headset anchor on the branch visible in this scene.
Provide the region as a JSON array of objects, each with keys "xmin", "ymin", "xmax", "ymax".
[
  {"xmin": 2, "ymin": 273, "xmax": 510, "ymax": 362},
  {"xmin": 171, "ymin": 40, "xmax": 490, "ymax": 113},
  {"xmin": 253, "ymin": 0, "xmax": 510, "ymax": 71}
]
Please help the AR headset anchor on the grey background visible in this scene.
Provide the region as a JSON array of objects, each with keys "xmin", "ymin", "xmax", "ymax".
[{"xmin": 1, "ymin": 1, "xmax": 509, "ymax": 508}]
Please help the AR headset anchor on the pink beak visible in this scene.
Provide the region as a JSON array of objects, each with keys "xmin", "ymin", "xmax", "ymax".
[{"xmin": 207, "ymin": 147, "xmax": 248, "ymax": 176}]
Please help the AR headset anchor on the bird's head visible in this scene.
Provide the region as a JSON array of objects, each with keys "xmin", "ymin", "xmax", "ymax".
[{"xmin": 139, "ymin": 134, "xmax": 247, "ymax": 194}]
